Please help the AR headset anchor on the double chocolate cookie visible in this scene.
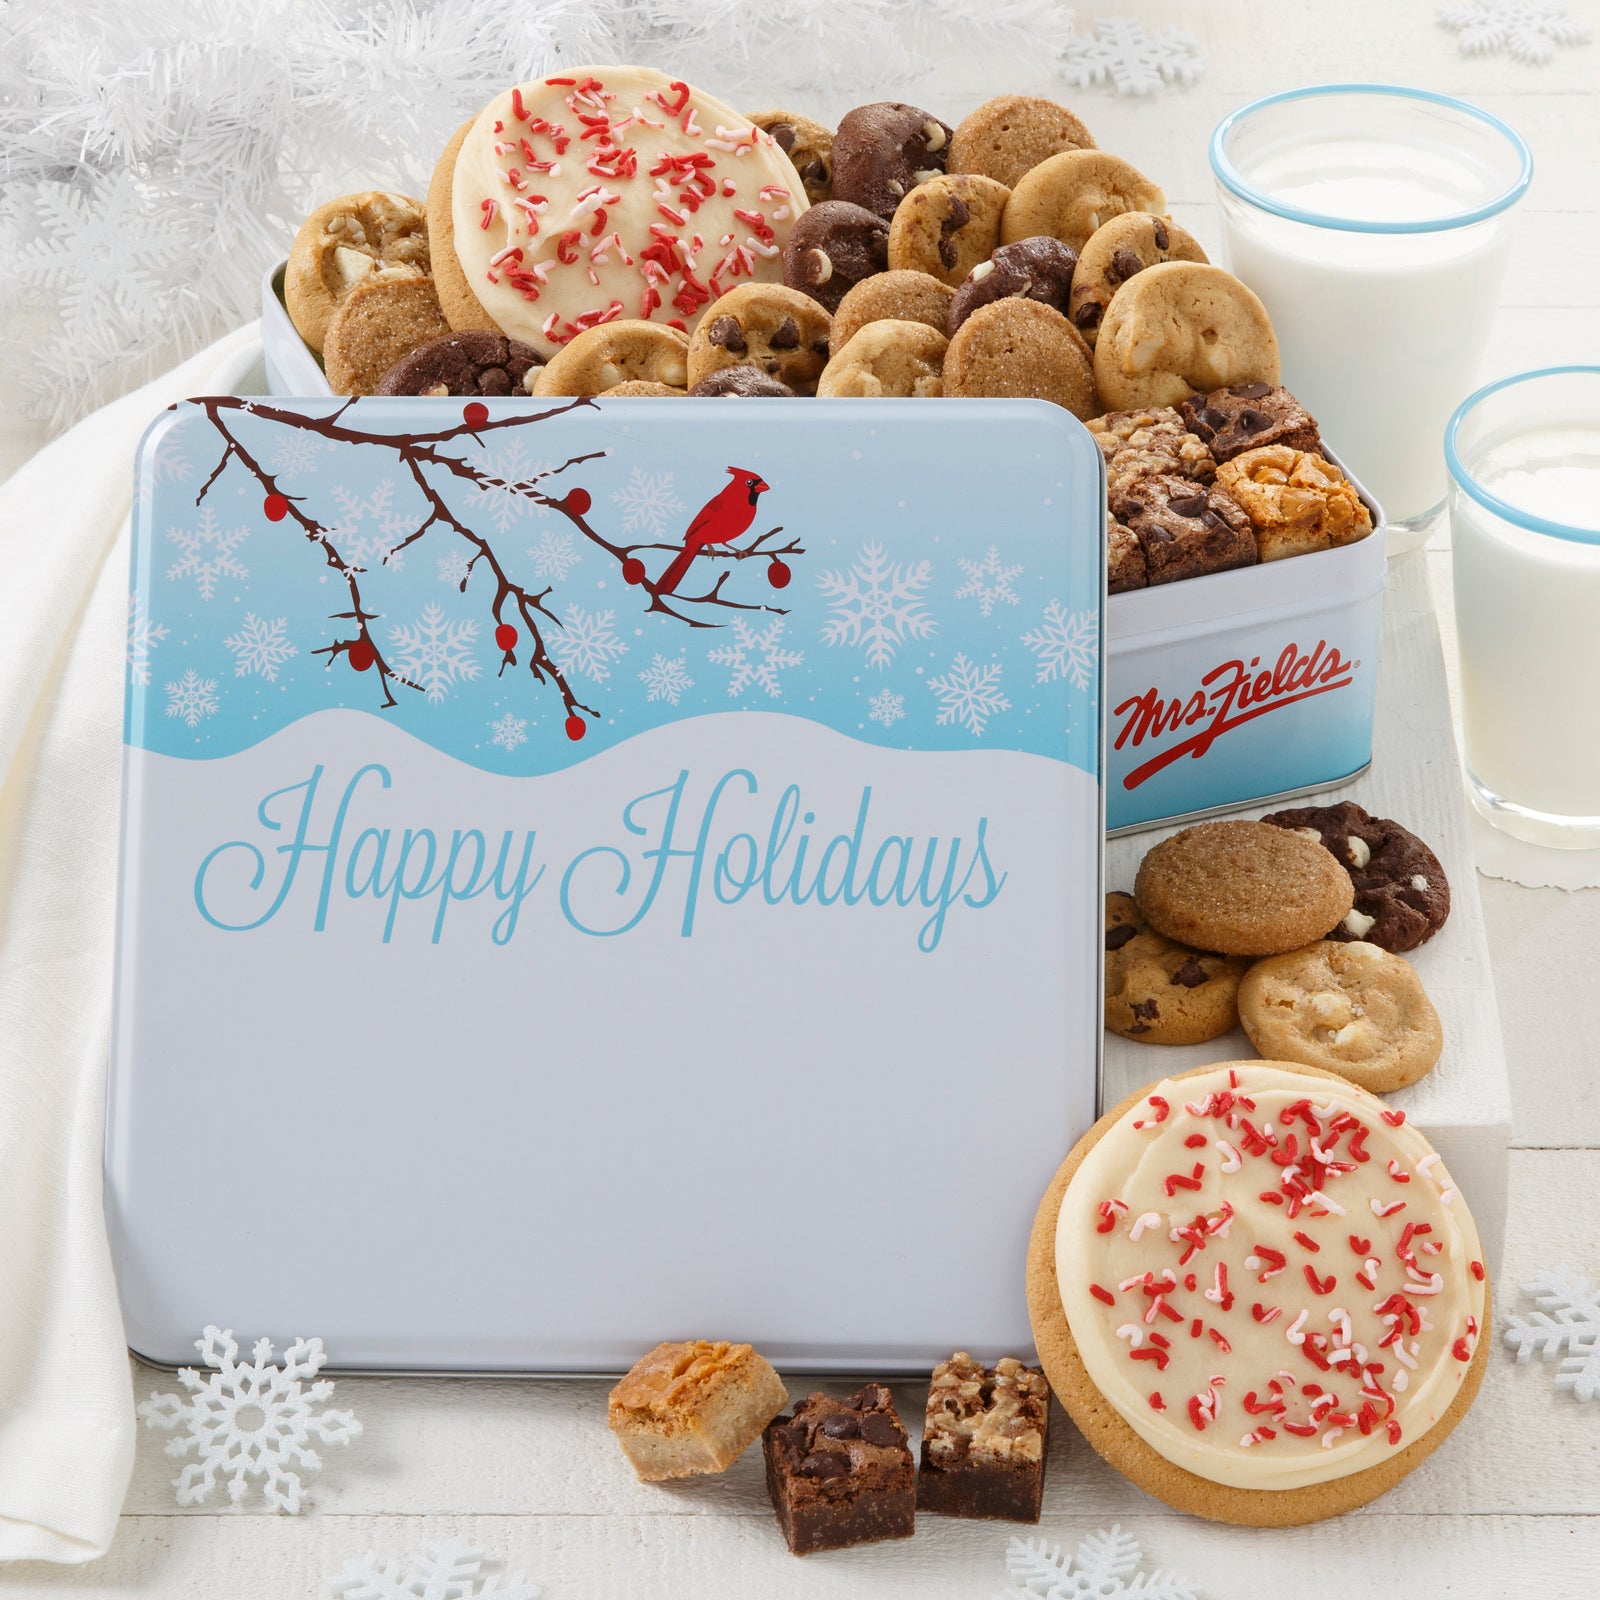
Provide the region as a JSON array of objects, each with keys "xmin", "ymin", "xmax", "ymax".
[
  {"xmin": 782, "ymin": 200, "xmax": 890, "ymax": 314},
  {"xmin": 374, "ymin": 330, "xmax": 543, "ymax": 396},
  {"xmin": 946, "ymin": 236, "xmax": 1078, "ymax": 336},
  {"xmin": 832, "ymin": 101, "xmax": 953, "ymax": 220}
]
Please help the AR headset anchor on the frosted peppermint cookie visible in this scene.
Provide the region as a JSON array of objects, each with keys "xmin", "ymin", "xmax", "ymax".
[
  {"xmin": 1027, "ymin": 1062, "xmax": 1489, "ymax": 1526},
  {"xmin": 438, "ymin": 69, "xmax": 809, "ymax": 359}
]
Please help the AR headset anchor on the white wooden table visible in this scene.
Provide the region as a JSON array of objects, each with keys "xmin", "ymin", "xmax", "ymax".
[{"xmin": 5, "ymin": 4, "xmax": 1599, "ymax": 1595}]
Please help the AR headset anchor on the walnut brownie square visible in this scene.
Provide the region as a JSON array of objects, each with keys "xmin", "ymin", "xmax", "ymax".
[
  {"xmin": 1108, "ymin": 517, "xmax": 1147, "ymax": 593},
  {"xmin": 608, "ymin": 1339, "xmax": 788, "ymax": 1482},
  {"xmin": 1180, "ymin": 382, "xmax": 1323, "ymax": 462},
  {"xmin": 1089, "ymin": 405, "xmax": 1217, "ymax": 498},
  {"xmin": 1109, "ymin": 474, "xmax": 1257, "ymax": 585},
  {"xmin": 763, "ymin": 1384, "xmax": 915, "ymax": 1554},
  {"xmin": 1216, "ymin": 444, "xmax": 1374, "ymax": 561},
  {"xmin": 916, "ymin": 1353, "xmax": 1050, "ymax": 1522}
]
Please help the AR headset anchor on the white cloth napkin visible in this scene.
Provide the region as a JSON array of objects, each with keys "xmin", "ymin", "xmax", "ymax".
[{"xmin": 0, "ymin": 326, "xmax": 264, "ymax": 1564}]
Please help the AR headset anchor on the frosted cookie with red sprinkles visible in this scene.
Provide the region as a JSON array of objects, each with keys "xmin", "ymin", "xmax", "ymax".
[
  {"xmin": 1026, "ymin": 1061, "xmax": 1489, "ymax": 1526},
  {"xmin": 437, "ymin": 68, "xmax": 809, "ymax": 361}
]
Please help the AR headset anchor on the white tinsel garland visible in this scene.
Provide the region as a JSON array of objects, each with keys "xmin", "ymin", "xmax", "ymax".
[{"xmin": 0, "ymin": 0, "xmax": 1137, "ymax": 433}]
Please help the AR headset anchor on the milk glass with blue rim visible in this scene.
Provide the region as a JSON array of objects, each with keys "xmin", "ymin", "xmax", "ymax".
[
  {"xmin": 1211, "ymin": 85, "xmax": 1531, "ymax": 548},
  {"xmin": 1447, "ymin": 368, "xmax": 1600, "ymax": 849}
]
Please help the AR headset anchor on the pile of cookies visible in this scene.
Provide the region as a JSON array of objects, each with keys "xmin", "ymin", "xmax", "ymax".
[
  {"xmin": 1107, "ymin": 802, "xmax": 1451, "ymax": 1095},
  {"xmin": 606, "ymin": 1340, "xmax": 1050, "ymax": 1555}
]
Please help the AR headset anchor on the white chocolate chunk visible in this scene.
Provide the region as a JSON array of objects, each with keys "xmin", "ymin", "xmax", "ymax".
[
  {"xmin": 969, "ymin": 260, "xmax": 994, "ymax": 282},
  {"xmin": 1342, "ymin": 908, "xmax": 1377, "ymax": 938},
  {"xmin": 1412, "ymin": 875, "xmax": 1429, "ymax": 891},
  {"xmin": 333, "ymin": 246, "xmax": 376, "ymax": 288},
  {"xmin": 1346, "ymin": 835, "xmax": 1371, "ymax": 869},
  {"xmin": 923, "ymin": 120, "xmax": 947, "ymax": 153}
]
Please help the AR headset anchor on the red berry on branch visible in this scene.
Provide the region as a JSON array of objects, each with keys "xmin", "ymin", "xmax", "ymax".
[
  {"xmin": 464, "ymin": 401, "xmax": 490, "ymax": 429},
  {"xmin": 348, "ymin": 639, "xmax": 376, "ymax": 672},
  {"xmin": 564, "ymin": 487, "xmax": 591, "ymax": 516},
  {"xmin": 263, "ymin": 493, "xmax": 289, "ymax": 522},
  {"xmin": 622, "ymin": 557, "xmax": 646, "ymax": 585},
  {"xmin": 565, "ymin": 714, "xmax": 586, "ymax": 742},
  {"xmin": 495, "ymin": 623, "xmax": 518, "ymax": 651},
  {"xmin": 767, "ymin": 559, "xmax": 792, "ymax": 589}
]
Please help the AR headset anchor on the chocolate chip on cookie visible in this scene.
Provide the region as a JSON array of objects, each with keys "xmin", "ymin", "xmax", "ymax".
[
  {"xmin": 686, "ymin": 283, "xmax": 832, "ymax": 395},
  {"xmin": 782, "ymin": 200, "xmax": 890, "ymax": 314},
  {"xmin": 1216, "ymin": 446, "xmax": 1373, "ymax": 560},
  {"xmin": 948, "ymin": 94, "xmax": 1095, "ymax": 189},
  {"xmin": 1104, "ymin": 891, "xmax": 1248, "ymax": 1045},
  {"xmin": 1180, "ymin": 383, "xmax": 1323, "ymax": 461},
  {"xmin": 942, "ymin": 297, "xmax": 1096, "ymax": 418},
  {"xmin": 1069, "ymin": 212, "xmax": 1208, "ymax": 346},
  {"xmin": 531, "ymin": 320, "xmax": 690, "ymax": 397},
  {"xmin": 832, "ymin": 101, "xmax": 953, "ymax": 221},
  {"xmin": 1260, "ymin": 802, "xmax": 1451, "ymax": 953},
  {"xmin": 817, "ymin": 320, "xmax": 947, "ymax": 397},
  {"xmin": 886, "ymin": 173, "xmax": 1010, "ymax": 286},
  {"xmin": 1088, "ymin": 407, "xmax": 1217, "ymax": 499},
  {"xmin": 688, "ymin": 367, "xmax": 797, "ymax": 397},
  {"xmin": 1001, "ymin": 149, "xmax": 1166, "ymax": 256},
  {"xmin": 829, "ymin": 270, "xmax": 955, "ymax": 356},
  {"xmin": 374, "ymin": 330, "xmax": 544, "ymax": 397},
  {"xmin": 1109, "ymin": 474, "xmax": 1256, "ymax": 585},
  {"xmin": 748, "ymin": 108, "xmax": 835, "ymax": 204},
  {"xmin": 323, "ymin": 276, "xmax": 451, "ymax": 397},
  {"xmin": 946, "ymin": 236, "xmax": 1078, "ymax": 336}
]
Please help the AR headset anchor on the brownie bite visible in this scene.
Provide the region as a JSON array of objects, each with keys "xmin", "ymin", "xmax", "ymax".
[
  {"xmin": 1107, "ymin": 517, "xmax": 1146, "ymax": 593},
  {"xmin": 1216, "ymin": 444, "xmax": 1373, "ymax": 561},
  {"xmin": 1088, "ymin": 406, "xmax": 1216, "ymax": 498},
  {"xmin": 1110, "ymin": 474, "xmax": 1257, "ymax": 585},
  {"xmin": 763, "ymin": 1384, "xmax": 915, "ymax": 1555},
  {"xmin": 1180, "ymin": 382, "xmax": 1322, "ymax": 462},
  {"xmin": 916, "ymin": 1353, "xmax": 1050, "ymax": 1522}
]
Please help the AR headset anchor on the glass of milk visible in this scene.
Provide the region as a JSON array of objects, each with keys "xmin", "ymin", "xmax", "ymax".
[
  {"xmin": 1447, "ymin": 368, "xmax": 1600, "ymax": 848},
  {"xmin": 1211, "ymin": 86, "xmax": 1532, "ymax": 551}
]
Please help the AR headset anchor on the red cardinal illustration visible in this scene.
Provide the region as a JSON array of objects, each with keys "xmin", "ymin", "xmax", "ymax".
[{"xmin": 653, "ymin": 466, "xmax": 771, "ymax": 595}]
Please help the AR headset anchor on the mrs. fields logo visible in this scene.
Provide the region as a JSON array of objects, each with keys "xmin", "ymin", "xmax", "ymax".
[{"xmin": 1113, "ymin": 640, "xmax": 1358, "ymax": 791}]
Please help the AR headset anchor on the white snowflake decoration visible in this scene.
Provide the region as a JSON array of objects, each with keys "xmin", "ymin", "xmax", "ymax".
[
  {"xmin": 437, "ymin": 549, "xmax": 473, "ymax": 588},
  {"xmin": 639, "ymin": 652, "xmax": 694, "ymax": 705},
  {"xmin": 1022, "ymin": 600, "xmax": 1097, "ymax": 691},
  {"xmin": 166, "ymin": 507, "xmax": 249, "ymax": 601},
  {"xmin": 488, "ymin": 712, "xmax": 528, "ymax": 752},
  {"xmin": 1504, "ymin": 1267, "xmax": 1600, "ymax": 1400},
  {"xmin": 867, "ymin": 687, "xmax": 906, "ymax": 727},
  {"xmin": 470, "ymin": 440, "xmax": 544, "ymax": 535},
  {"xmin": 268, "ymin": 429, "xmax": 328, "ymax": 477},
  {"xmin": 1438, "ymin": 1, "xmax": 1590, "ymax": 62},
  {"xmin": 610, "ymin": 466, "xmax": 686, "ymax": 539},
  {"xmin": 223, "ymin": 612, "xmax": 298, "ymax": 681},
  {"xmin": 927, "ymin": 653, "xmax": 1010, "ymax": 737},
  {"xmin": 817, "ymin": 540, "xmax": 936, "ymax": 669},
  {"xmin": 138, "ymin": 1325, "xmax": 361, "ymax": 1513},
  {"xmin": 164, "ymin": 667, "xmax": 219, "ymax": 729},
  {"xmin": 387, "ymin": 602, "xmax": 481, "ymax": 704},
  {"xmin": 1062, "ymin": 17, "xmax": 1204, "ymax": 95},
  {"xmin": 529, "ymin": 528, "xmax": 582, "ymax": 583},
  {"xmin": 330, "ymin": 480, "xmax": 413, "ymax": 572},
  {"xmin": 327, "ymin": 1540, "xmax": 539, "ymax": 1600},
  {"xmin": 127, "ymin": 593, "xmax": 169, "ymax": 686},
  {"xmin": 708, "ymin": 617, "xmax": 804, "ymax": 699},
  {"xmin": 1003, "ymin": 1527, "xmax": 1199, "ymax": 1600},
  {"xmin": 551, "ymin": 604, "xmax": 628, "ymax": 681},
  {"xmin": 955, "ymin": 546, "xmax": 1024, "ymax": 617}
]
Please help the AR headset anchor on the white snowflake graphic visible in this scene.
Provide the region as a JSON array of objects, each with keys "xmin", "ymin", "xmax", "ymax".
[
  {"xmin": 708, "ymin": 617, "xmax": 804, "ymax": 699},
  {"xmin": 223, "ymin": 613, "xmax": 298, "ymax": 681},
  {"xmin": 867, "ymin": 688, "xmax": 906, "ymax": 727},
  {"xmin": 610, "ymin": 466, "xmax": 686, "ymax": 539},
  {"xmin": 267, "ymin": 430, "xmax": 328, "ymax": 477},
  {"xmin": 437, "ymin": 549, "xmax": 473, "ymax": 588},
  {"xmin": 955, "ymin": 545, "xmax": 1024, "ymax": 617},
  {"xmin": 817, "ymin": 540, "xmax": 935, "ymax": 669},
  {"xmin": 1003, "ymin": 1527, "xmax": 1198, "ymax": 1599},
  {"xmin": 137, "ymin": 1326, "xmax": 361, "ymax": 1513},
  {"xmin": 551, "ymin": 605, "xmax": 629, "ymax": 681},
  {"xmin": 529, "ymin": 528, "xmax": 582, "ymax": 582},
  {"xmin": 166, "ymin": 507, "xmax": 249, "ymax": 600},
  {"xmin": 1062, "ymin": 18, "xmax": 1205, "ymax": 95},
  {"xmin": 1022, "ymin": 600, "xmax": 1098, "ymax": 691},
  {"xmin": 927, "ymin": 653, "xmax": 1010, "ymax": 737},
  {"xmin": 163, "ymin": 667, "xmax": 219, "ymax": 729},
  {"xmin": 327, "ymin": 1540, "xmax": 540, "ymax": 1600},
  {"xmin": 471, "ymin": 439, "xmax": 547, "ymax": 535},
  {"xmin": 488, "ymin": 712, "xmax": 528, "ymax": 752},
  {"xmin": 126, "ymin": 593, "xmax": 168, "ymax": 686},
  {"xmin": 387, "ymin": 602, "xmax": 481, "ymax": 703},
  {"xmin": 152, "ymin": 433, "xmax": 194, "ymax": 484},
  {"xmin": 329, "ymin": 480, "xmax": 413, "ymax": 572},
  {"xmin": 1438, "ymin": 1, "xmax": 1590, "ymax": 62},
  {"xmin": 638, "ymin": 653, "xmax": 694, "ymax": 705},
  {"xmin": 1504, "ymin": 1268, "xmax": 1600, "ymax": 1400}
]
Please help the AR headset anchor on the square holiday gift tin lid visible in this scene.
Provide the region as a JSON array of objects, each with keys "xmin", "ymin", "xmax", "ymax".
[{"xmin": 108, "ymin": 395, "xmax": 1104, "ymax": 1373}]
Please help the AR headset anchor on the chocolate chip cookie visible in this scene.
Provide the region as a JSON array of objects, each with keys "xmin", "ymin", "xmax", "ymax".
[
  {"xmin": 1001, "ymin": 150, "xmax": 1166, "ymax": 255},
  {"xmin": 817, "ymin": 321, "xmax": 947, "ymax": 397},
  {"xmin": 942, "ymin": 297, "xmax": 1096, "ymax": 417},
  {"xmin": 323, "ymin": 275, "xmax": 450, "ymax": 397},
  {"xmin": 1180, "ymin": 383, "xmax": 1322, "ymax": 462},
  {"xmin": 1104, "ymin": 891, "xmax": 1248, "ymax": 1045},
  {"xmin": 1109, "ymin": 475, "xmax": 1256, "ymax": 585},
  {"xmin": 886, "ymin": 173, "xmax": 1011, "ymax": 286},
  {"xmin": 749, "ymin": 108, "xmax": 834, "ymax": 204},
  {"xmin": 946, "ymin": 236, "xmax": 1078, "ymax": 336},
  {"xmin": 829, "ymin": 270, "xmax": 955, "ymax": 356},
  {"xmin": 1261, "ymin": 802, "xmax": 1451, "ymax": 953},
  {"xmin": 782, "ymin": 200, "xmax": 890, "ymax": 314},
  {"xmin": 1237, "ymin": 940, "xmax": 1443, "ymax": 1093},
  {"xmin": 531, "ymin": 320, "xmax": 690, "ymax": 397},
  {"xmin": 601, "ymin": 380, "xmax": 684, "ymax": 396},
  {"xmin": 948, "ymin": 94, "xmax": 1096, "ymax": 189},
  {"xmin": 832, "ymin": 101, "xmax": 953, "ymax": 220},
  {"xmin": 1069, "ymin": 212, "xmax": 1208, "ymax": 346},
  {"xmin": 374, "ymin": 330, "xmax": 543, "ymax": 397},
  {"xmin": 1088, "ymin": 407, "xmax": 1217, "ymax": 499},
  {"xmin": 1215, "ymin": 446, "xmax": 1373, "ymax": 561},
  {"xmin": 687, "ymin": 368, "xmax": 796, "ymax": 397},
  {"xmin": 686, "ymin": 284, "xmax": 832, "ymax": 395}
]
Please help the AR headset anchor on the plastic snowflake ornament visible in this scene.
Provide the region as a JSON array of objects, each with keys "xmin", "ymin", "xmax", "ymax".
[
  {"xmin": 328, "ymin": 1540, "xmax": 539, "ymax": 1600},
  {"xmin": 1438, "ymin": 1, "xmax": 1591, "ymax": 63},
  {"xmin": 1504, "ymin": 1268, "xmax": 1600, "ymax": 1399},
  {"xmin": 1062, "ymin": 17, "xmax": 1204, "ymax": 95},
  {"xmin": 138, "ymin": 1326, "xmax": 361, "ymax": 1512},
  {"xmin": 1002, "ymin": 1526, "xmax": 1199, "ymax": 1599}
]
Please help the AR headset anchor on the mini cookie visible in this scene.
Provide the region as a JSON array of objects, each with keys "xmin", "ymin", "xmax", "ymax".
[
  {"xmin": 782, "ymin": 200, "xmax": 890, "ymax": 314},
  {"xmin": 687, "ymin": 367, "xmax": 796, "ymax": 397},
  {"xmin": 1108, "ymin": 519, "xmax": 1146, "ymax": 594},
  {"xmin": 1001, "ymin": 150, "xmax": 1166, "ymax": 255},
  {"xmin": 1181, "ymin": 383, "xmax": 1322, "ymax": 462},
  {"xmin": 829, "ymin": 270, "xmax": 955, "ymax": 356},
  {"xmin": 323, "ymin": 276, "xmax": 451, "ymax": 397},
  {"xmin": 1216, "ymin": 446, "xmax": 1373, "ymax": 561},
  {"xmin": 832, "ymin": 101, "xmax": 953, "ymax": 220},
  {"xmin": 946, "ymin": 237, "xmax": 1078, "ymax": 336},
  {"xmin": 1104, "ymin": 892, "xmax": 1248, "ymax": 1045},
  {"xmin": 1109, "ymin": 475, "xmax": 1256, "ymax": 586},
  {"xmin": 948, "ymin": 95, "xmax": 1095, "ymax": 190},
  {"xmin": 1134, "ymin": 819, "xmax": 1353, "ymax": 956},
  {"xmin": 942, "ymin": 297, "xmax": 1096, "ymax": 418},
  {"xmin": 427, "ymin": 120, "xmax": 499, "ymax": 338},
  {"xmin": 600, "ymin": 380, "xmax": 683, "ymax": 396},
  {"xmin": 1089, "ymin": 407, "xmax": 1217, "ymax": 499},
  {"xmin": 1069, "ymin": 213, "xmax": 1208, "ymax": 346},
  {"xmin": 1095, "ymin": 262, "xmax": 1280, "ymax": 412},
  {"xmin": 373, "ymin": 330, "xmax": 543, "ymax": 397},
  {"xmin": 1237, "ymin": 941, "xmax": 1443, "ymax": 1093},
  {"xmin": 1261, "ymin": 802, "xmax": 1451, "ymax": 953},
  {"xmin": 285, "ymin": 190, "xmax": 431, "ymax": 354},
  {"xmin": 817, "ymin": 321, "xmax": 947, "ymax": 398},
  {"xmin": 748, "ymin": 109, "xmax": 834, "ymax": 204},
  {"xmin": 886, "ymin": 173, "xmax": 1011, "ymax": 287},
  {"xmin": 686, "ymin": 283, "xmax": 832, "ymax": 395},
  {"xmin": 531, "ymin": 319, "xmax": 689, "ymax": 398}
]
